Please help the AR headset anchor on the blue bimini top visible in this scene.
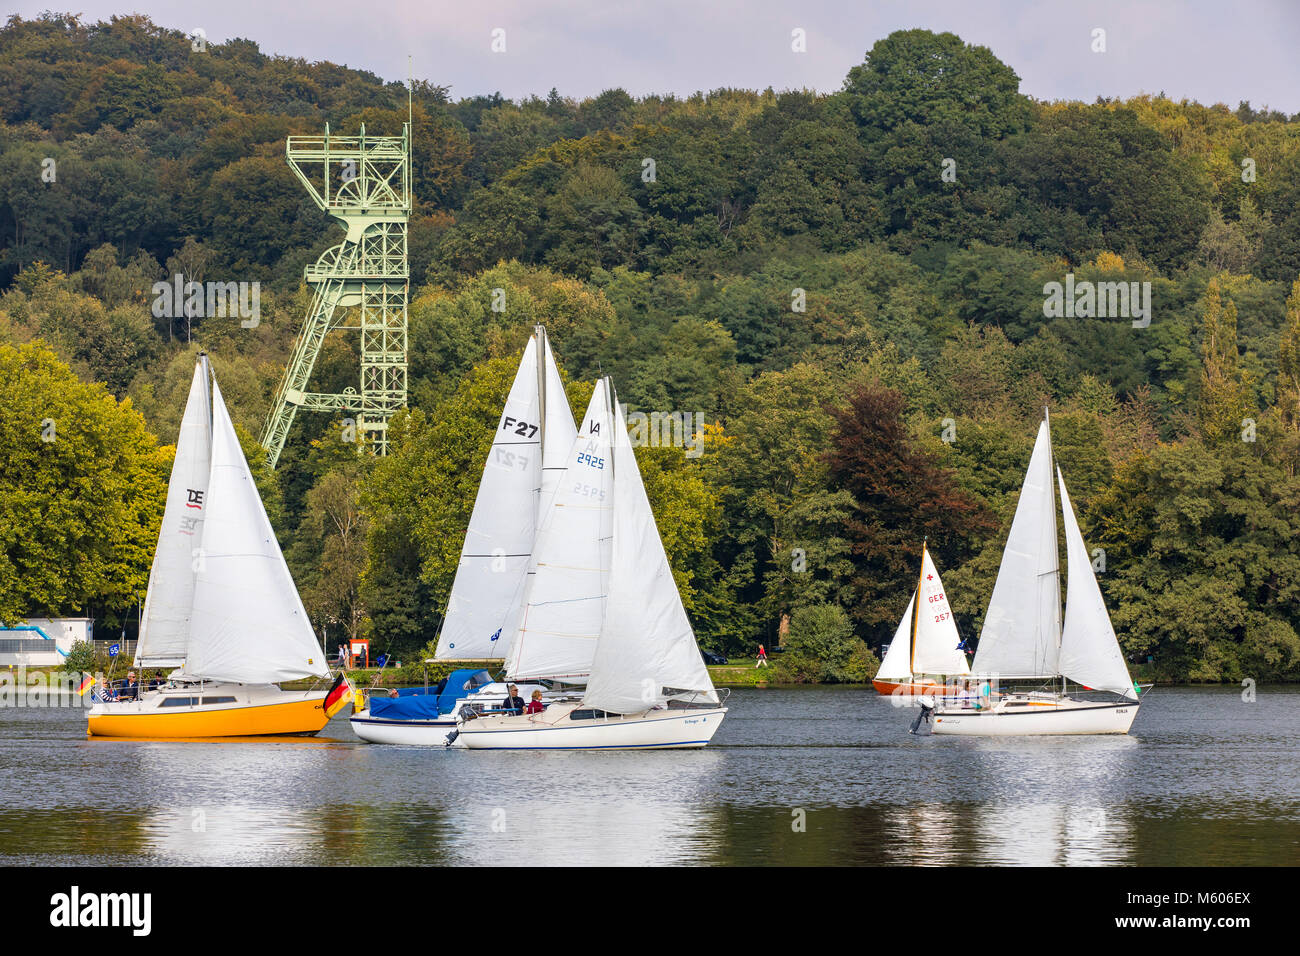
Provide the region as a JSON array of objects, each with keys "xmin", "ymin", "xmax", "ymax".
[{"xmin": 367, "ymin": 669, "xmax": 495, "ymax": 720}]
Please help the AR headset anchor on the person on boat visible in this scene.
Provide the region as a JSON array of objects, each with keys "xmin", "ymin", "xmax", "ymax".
[
  {"xmin": 958, "ymin": 680, "xmax": 977, "ymax": 709},
  {"xmin": 502, "ymin": 685, "xmax": 526, "ymax": 715},
  {"xmin": 525, "ymin": 690, "xmax": 546, "ymax": 715},
  {"xmin": 756, "ymin": 644, "xmax": 768, "ymax": 668},
  {"xmin": 119, "ymin": 671, "xmax": 141, "ymax": 701}
]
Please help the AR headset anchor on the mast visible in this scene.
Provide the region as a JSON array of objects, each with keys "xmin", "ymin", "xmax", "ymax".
[
  {"xmin": 535, "ymin": 326, "xmax": 547, "ymax": 464},
  {"xmin": 1044, "ymin": 406, "xmax": 1064, "ymax": 683},
  {"xmin": 910, "ymin": 540, "xmax": 926, "ymax": 676},
  {"xmin": 199, "ymin": 351, "xmax": 211, "ymax": 422}
]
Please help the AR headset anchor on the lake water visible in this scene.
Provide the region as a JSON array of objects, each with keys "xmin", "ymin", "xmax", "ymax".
[{"xmin": 2, "ymin": 685, "xmax": 1296, "ymax": 866}]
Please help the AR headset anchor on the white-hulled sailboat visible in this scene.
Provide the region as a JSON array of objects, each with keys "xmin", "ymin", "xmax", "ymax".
[
  {"xmin": 872, "ymin": 542, "xmax": 970, "ymax": 695},
  {"xmin": 88, "ymin": 355, "xmax": 349, "ymax": 738},
  {"xmin": 926, "ymin": 412, "xmax": 1144, "ymax": 735},
  {"xmin": 455, "ymin": 377, "xmax": 727, "ymax": 749},
  {"xmin": 350, "ymin": 327, "xmax": 576, "ymax": 745}
]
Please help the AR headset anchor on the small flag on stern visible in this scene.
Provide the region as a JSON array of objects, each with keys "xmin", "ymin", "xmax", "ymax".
[
  {"xmin": 323, "ymin": 673, "xmax": 353, "ymax": 718},
  {"xmin": 77, "ymin": 675, "xmax": 96, "ymax": 697}
]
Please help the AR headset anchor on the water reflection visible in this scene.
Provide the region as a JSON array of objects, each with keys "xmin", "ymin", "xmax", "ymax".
[
  {"xmin": 878, "ymin": 803, "xmax": 966, "ymax": 865},
  {"xmin": 1, "ymin": 686, "xmax": 1298, "ymax": 865},
  {"xmin": 972, "ymin": 803, "xmax": 1133, "ymax": 865}
]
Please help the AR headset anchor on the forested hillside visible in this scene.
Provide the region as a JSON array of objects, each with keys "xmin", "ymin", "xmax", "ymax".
[{"xmin": 2, "ymin": 13, "xmax": 1298, "ymax": 682}]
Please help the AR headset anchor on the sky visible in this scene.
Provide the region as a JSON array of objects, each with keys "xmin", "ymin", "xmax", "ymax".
[{"xmin": 11, "ymin": 0, "xmax": 1300, "ymax": 112}]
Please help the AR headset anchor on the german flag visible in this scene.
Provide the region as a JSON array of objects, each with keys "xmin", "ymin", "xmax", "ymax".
[
  {"xmin": 323, "ymin": 673, "xmax": 353, "ymax": 718},
  {"xmin": 76, "ymin": 675, "xmax": 96, "ymax": 697}
]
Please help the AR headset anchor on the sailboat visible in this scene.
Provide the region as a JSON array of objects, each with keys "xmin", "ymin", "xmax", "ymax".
[
  {"xmin": 455, "ymin": 377, "xmax": 727, "ymax": 749},
  {"xmin": 350, "ymin": 327, "xmax": 576, "ymax": 745},
  {"xmin": 872, "ymin": 542, "xmax": 971, "ymax": 695},
  {"xmin": 926, "ymin": 412, "xmax": 1144, "ymax": 735},
  {"xmin": 87, "ymin": 355, "xmax": 349, "ymax": 738}
]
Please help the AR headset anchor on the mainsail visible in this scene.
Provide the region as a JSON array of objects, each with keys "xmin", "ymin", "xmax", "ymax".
[
  {"xmin": 184, "ymin": 378, "xmax": 329, "ymax": 684},
  {"xmin": 438, "ymin": 334, "xmax": 539, "ymax": 660},
  {"xmin": 135, "ymin": 358, "xmax": 212, "ymax": 668},
  {"xmin": 910, "ymin": 547, "xmax": 971, "ymax": 677},
  {"xmin": 437, "ymin": 328, "xmax": 578, "ymax": 661},
  {"xmin": 1057, "ymin": 469, "xmax": 1137, "ymax": 699},
  {"xmin": 583, "ymin": 393, "xmax": 718, "ymax": 714},
  {"xmin": 971, "ymin": 419, "xmax": 1062, "ymax": 677},
  {"xmin": 505, "ymin": 380, "xmax": 614, "ymax": 681}
]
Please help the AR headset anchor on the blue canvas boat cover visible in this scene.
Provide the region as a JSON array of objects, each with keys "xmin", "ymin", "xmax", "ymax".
[{"xmin": 367, "ymin": 669, "xmax": 495, "ymax": 720}]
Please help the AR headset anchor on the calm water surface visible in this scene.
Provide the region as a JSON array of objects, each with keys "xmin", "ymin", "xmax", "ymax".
[{"xmin": 1, "ymin": 685, "xmax": 1296, "ymax": 865}]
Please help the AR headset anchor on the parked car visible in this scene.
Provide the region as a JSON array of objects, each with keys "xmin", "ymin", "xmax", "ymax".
[{"xmin": 700, "ymin": 650, "xmax": 728, "ymax": 666}]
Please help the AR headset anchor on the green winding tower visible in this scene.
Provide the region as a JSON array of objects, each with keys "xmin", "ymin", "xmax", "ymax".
[{"xmin": 261, "ymin": 122, "xmax": 411, "ymax": 468}]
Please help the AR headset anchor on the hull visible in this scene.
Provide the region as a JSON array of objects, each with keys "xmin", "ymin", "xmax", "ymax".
[
  {"xmin": 873, "ymin": 677, "xmax": 964, "ymax": 696},
  {"xmin": 350, "ymin": 710, "xmax": 457, "ymax": 746},
  {"xmin": 457, "ymin": 701, "xmax": 727, "ymax": 750},
  {"xmin": 87, "ymin": 683, "xmax": 330, "ymax": 738},
  {"xmin": 931, "ymin": 697, "xmax": 1138, "ymax": 736},
  {"xmin": 349, "ymin": 681, "xmax": 549, "ymax": 746}
]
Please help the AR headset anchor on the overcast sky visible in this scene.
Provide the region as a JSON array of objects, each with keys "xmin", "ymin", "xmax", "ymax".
[{"xmin": 12, "ymin": 0, "xmax": 1300, "ymax": 112}]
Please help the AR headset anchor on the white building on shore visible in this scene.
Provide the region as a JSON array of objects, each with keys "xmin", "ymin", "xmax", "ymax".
[{"xmin": 0, "ymin": 618, "xmax": 93, "ymax": 667}]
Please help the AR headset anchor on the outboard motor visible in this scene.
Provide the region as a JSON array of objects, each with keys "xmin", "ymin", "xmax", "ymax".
[{"xmin": 910, "ymin": 695, "xmax": 935, "ymax": 735}]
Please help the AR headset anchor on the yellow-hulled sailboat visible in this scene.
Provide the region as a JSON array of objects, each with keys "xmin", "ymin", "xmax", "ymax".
[{"xmin": 87, "ymin": 354, "xmax": 349, "ymax": 738}]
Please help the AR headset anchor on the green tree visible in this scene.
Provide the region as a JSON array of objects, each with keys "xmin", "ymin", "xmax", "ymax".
[
  {"xmin": 775, "ymin": 603, "xmax": 878, "ymax": 683},
  {"xmin": 289, "ymin": 459, "xmax": 370, "ymax": 645},
  {"xmin": 1278, "ymin": 277, "xmax": 1300, "ymax": 434},
  {"xmin": 0, "ymin": 341, "xmax": 168, "ymax": 623},
  {"xmin": 1196, "ymin": 278, "xmax": 1253, "ymax": 444},
  {"xmin": 1089, "ymin": 440, "xmax": 1300, "ymax": 681}
]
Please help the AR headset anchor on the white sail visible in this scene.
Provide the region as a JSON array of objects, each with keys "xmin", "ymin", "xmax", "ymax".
[
  {"xmin": 1057, "ymin": 470, "xmax": 1137, "ymax": 700},
  {"xmin": 972, "ymin": 418, "xmax": 1061, "ymax": 678},
  {"xmin": 875, "ymin": 594, "xmax": 914, "ymax": 681},
  {"xmin": 538, "ymin": 328, "xmax": 577, "ymax": 515},
  {"xmin": 436, "ymin": 337, "xmax": 544, "ymax": 660},
  {"xmin": 507, "ymin": 327, "xmax": 581, "ymax": 661},
  {"xmin": 135, "ymin": 358, "xmax": 211, "ymax": 668},
  {"xmin": 505, "ymin": 380, "xmax": 614, "ymax": 681},
  {"xmin": 583, "ymin": 393, "xmax": 718, "ymax": 715},
  {"xmin": 184, "ymin": 379, "xmax": 329, "ymax": 684},
  {"xmin": 911, "ymin": 548, "xmax": 971, "ymax": 676}
]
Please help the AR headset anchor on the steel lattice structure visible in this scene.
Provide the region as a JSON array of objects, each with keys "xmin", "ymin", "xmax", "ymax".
[{"xmin": 261, "ymin": 122, "xmax": 411, "ymax": 468}]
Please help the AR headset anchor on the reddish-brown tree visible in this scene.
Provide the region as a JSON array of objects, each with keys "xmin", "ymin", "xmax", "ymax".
[{"xmin": 825, "ymin": 383, "xmax": 997, "ymax": 628}]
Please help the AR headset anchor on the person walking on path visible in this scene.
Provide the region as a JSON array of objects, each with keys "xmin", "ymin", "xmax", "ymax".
[{"xmin": 756, "ymin": 644, "xmax": 768, "ymax": 668}]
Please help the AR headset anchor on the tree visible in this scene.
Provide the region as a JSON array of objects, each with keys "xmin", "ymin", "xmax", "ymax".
[
  {"xmin": 775, "ymin": 604, "xmax": 878, "ymax": 683},
  {"xmin": 842, "ymin": 29, "xmax": 1031, "ymax": 248},
  {"xmin": 825, "ymin": 383, "xmax": 998, "ymax": 631},
  {"xmin": 706, "ymin": 365, "xmax": 844, "ymax": 644},
  {"xmin": 1196, "ymin": 278, "xmax": 1253, "ymax": 444},
  {"xmin": 0, "ymin": 341, "xmax": 168, "ymax": 623},
  {"xmin": 843, "ymin": 30, "xmax": 1030, "ymax": 139},
  {"xmin": 1009, "ymin": 106, "xmax": 1211, "ymax": 270},
  {"xmin": 1089, "ymin": 440, "xmax": 1300, "ymax": 681},
  {"xmin": 1278, "ymin": 277, "xmax": 1300, "ymax": 433},
  {"xmin": 290, "ymin": 460, "xmax": 370, "ymax": 646}
]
